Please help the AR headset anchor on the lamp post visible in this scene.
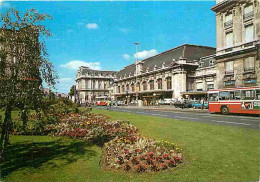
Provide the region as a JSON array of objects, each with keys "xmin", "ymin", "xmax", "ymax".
[{"xmin": 134, "ymin": 42, "xmax": 139, "ymax": 107}]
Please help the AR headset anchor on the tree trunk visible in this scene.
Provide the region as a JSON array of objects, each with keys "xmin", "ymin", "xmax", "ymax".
[{"xmin": 0, "ymin": 104, "xmax": 12, "ymax": 160}]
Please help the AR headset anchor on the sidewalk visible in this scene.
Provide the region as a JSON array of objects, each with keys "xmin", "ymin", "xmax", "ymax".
[{"xmin": 118, "ymin": 105, "xmax": 209, "ymax": 113}]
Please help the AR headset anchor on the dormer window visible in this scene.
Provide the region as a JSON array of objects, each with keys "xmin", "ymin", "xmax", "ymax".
[
  {"xmin": 162, "ymin": 62, "xmax": 165, "ymax": 68},
  {"xmin": 199, "ymin": 61, "xmax": 204, "ymax": 68},
  {"xmin": 209, "ymin": 59, "xmax": 215, "ymax": 66}
]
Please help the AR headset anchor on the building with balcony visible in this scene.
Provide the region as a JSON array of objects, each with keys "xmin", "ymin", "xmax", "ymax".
[
  {"xmin": 211, "ymin": 0, "xmax": 260, "ymax": 89},
  {"xmin": 113, "ymin": 44, "xmax": 216, "ymax": 104},
  {"xmin": 75, "ymin": 66, "xmax": 117, "ymax": 103}
]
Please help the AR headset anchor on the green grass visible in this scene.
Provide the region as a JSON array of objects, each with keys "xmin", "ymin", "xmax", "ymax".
[{"xmin": 0, "ymin": 109, "xmax": 259, "ymax": 182}]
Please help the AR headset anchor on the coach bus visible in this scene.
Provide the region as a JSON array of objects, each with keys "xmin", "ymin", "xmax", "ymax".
[
  {"xmin": 207, "ymin": 87, "xmax": 260, "ymax": 115},
  {"xmin": 95, "ymin": 96, "xmax": 109, "ymax": 106}
]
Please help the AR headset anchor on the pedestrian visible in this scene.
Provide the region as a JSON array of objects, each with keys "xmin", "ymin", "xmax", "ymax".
[
  {"xmin": 181, "ymin": 97, "xmax": 184, "ymax": 109},
  {"xmin": 201, "ymin": 98, "xmax": 205, "ymax": 110},
  {"xmin": 107, "ymin": 100, "xmax": 111, "ymax": 110}
]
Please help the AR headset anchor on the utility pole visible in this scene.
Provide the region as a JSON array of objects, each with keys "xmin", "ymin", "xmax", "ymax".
[{"xmin": 134, "ymin": 42, "xmax": 139, "ymax": 107}]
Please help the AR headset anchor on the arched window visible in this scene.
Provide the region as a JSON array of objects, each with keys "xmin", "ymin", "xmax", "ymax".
[
  {"xmin": 142, "ymin": 81, "xmax": 147, "ymax": 91},
  {"xmin": 131, "ymin": 83, "xmax": 135, "ymax": 92},
  {"xmin": 149, "ymin": 80, "xmax": 154, "ymax": 90},
  {"xmin": 122, "ymin": 85, "xmax": 125, "ymax": 93},
  {"xmin": 117, "ymin": 86, "xmax": 120, "ymax": 93},
  {"xmin": 166, "ymin": 77, "xmax": 172, "ymax": 90},
  {"xmin": 126, "ymin": 84, "xmax": 130, "ymax": 91},
  {"xmin": 157, "ymin": 78, "xmax": 162, "ymax": 89}
]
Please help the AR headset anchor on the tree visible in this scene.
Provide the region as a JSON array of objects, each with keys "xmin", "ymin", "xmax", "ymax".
[
  {"xmin": 0, "ymin": 8, "xmax": 57, "ymax": 159},
  {"xmin": 68, "ymin": 85, "xmax": 75, "ymax": 96}
]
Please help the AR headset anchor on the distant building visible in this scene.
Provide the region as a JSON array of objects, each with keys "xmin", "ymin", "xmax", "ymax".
[
  {"xmin": 113, "ymin": 44, "xmax": 216, "ymax": 104},
  {"xmin": 75, "ymin": 66, "xmax": 117, "ymax": 103},
  {"xmin": 43, "ymin": 88, "xmax": 68, "ymax": 98},
  {"xmin": 211, "ymin": 0, "xmax": 260, "ymax": 89}
]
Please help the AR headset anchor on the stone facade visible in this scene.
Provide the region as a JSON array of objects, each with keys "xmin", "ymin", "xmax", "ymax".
[
  {"xmin": 75, "ymin": 66, "xmax": 117, "ymax": 103},
  {"xmin": 212, "ymin": 0, "xmax": 260, "ymax": 89},
  {"xmin": 113, "ymin": 44, "xmax": 216, "ymax": 104}
]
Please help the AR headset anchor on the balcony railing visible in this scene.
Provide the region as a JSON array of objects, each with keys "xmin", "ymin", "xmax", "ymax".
[
  {"xmin": 224, "ymin": 20, "xmax": 233, "ymax": 29},
  {"xmin": 244, "ymin": 67, "xmax": 255, "ymax": 73},
  {"xmin": 225, "ymin": 70, "xmax": 234, "ymax": 75},
  {"xmin": 244, "ymin": 11, "xmax": 254, "ymax": 22}
]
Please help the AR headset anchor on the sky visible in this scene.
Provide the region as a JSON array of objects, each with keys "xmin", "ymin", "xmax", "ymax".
[{"xmin": 0, "ymin": 0, "xmax": 216, "ymax": 94}]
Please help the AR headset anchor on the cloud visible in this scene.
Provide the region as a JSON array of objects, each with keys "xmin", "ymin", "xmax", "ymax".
[
  {"xmin": 122, "ymin": 54, "xmax": 131, "ymax": 60},
  {"xmin": 134, "ymin": 49, "xmax": 158, "ymax": 60},
  {"xmin": 119, "ymin": 28, "xmax": 129, "ymax": 34},
  {"xmin": 86, "ymin": 23, "xmax": 98, "ymax": 29},
  {"xmin": 0, "ymin": 1, "xmax": 11, "ymax": 8},
  {"xmin": 61, "ymin": 60, "xmax": 101, "ymax": 70}
]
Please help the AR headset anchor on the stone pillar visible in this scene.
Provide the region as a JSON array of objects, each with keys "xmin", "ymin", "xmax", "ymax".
[{"xmin": 173, "ymin": 71, "xmax": 186, "ymax": 99}]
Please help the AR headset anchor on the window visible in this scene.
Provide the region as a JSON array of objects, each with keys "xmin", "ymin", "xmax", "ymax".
[
  {"xmin": 166, "ymin": 77, "xmax": 172, "ymax": 90},
  {"xmin": 225, "ymin": 61, "xmax": 234, "ymax": 73},
  {"xmin": 117, "ymin": 86, "xmax": 120, "ymax": 93},
  {"xmin": 226, "ymin": 32, "xmax": 233, "ymax": 47},
  {"xmin": 131, "ymin": 83, "xmax": 135, "ymax": 92},
  {"xmin": 98, "ymin": 81, "xmax": 101, "ymax": 89},
  {"xmin": 157, "ymin": 79, "xmax": 162, "ymax": 89},
  {"xmin": 209, "ymin": 59, "xmax": 215, "ymax": 66},
  {"xmin": 142, "ymin": 81, "xmax": 147, "ymax": 91},
  {"xmin": 207, "ymin": 84, "xmax": 214, "ymax": 90},
  {"xmin": 229, "ymin": 90, "xmax": 241, "ymax": 100},
  {"xmin": 224, "ymin": 13, "xmax": 233, "ymax": 29},
  {"xmin": 219, "ymin": 91, "xmax": 229, "ymax": 100},
  {"xmin": 196, "ymin": 82, "xmax": 203, "ymax": 91},
  {"xmin": 244, "ymin": 4, "xmax": 254, "ymax": 21},
  {"xmin": 122, "ymin": 85, "xmax": 125, "ymax": 93},
  {"xmin": 104, "ymin": 82, "xmax": 107, "ymax": 89},
  {"xmin": 241, "ymin": 90, "xmax": 255, "ymax": 100},
  {"xmin": 126, "ymin": 84, "xmax": 129, "ymax": 91},
  {"xmin": 149, "ymin": 80, "xmax": 154, "ymax": 90},
  {"xmin": 208, "ymin": 93, "xmax": 218, "ymax": 101},
  {"xmin": 85, "ymin": 80, "xmax": 88, "ymax": 89},
  {"xmin": 199, "ymin": 61, "xmax": 204, "ymax": 68},
  {"xmin": 245, "ymin": 24, "xmax": 254, "ymax": 43},
  {"xmin": 244, "ymin": 57, "xmax": 255, "ymax": 71},
  {"xmin": 93, "ymin": 80, "xmax": 96, "ymax": 89},
  {"xmin": 256, "ymin": 89, "xmax": 260, "ymax": 100},
  {"xmin": 244, "ymin": 5, "xmax": 253, "ymax": 15}
]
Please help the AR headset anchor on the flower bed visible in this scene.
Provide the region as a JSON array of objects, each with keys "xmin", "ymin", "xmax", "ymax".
[
  {"xmin": 13, "ymin": 112, "xmax": 183, "ymax": 173},
  {"xmin": 103, "ymin": 136, "xmax": 182, "ymax": 173}
]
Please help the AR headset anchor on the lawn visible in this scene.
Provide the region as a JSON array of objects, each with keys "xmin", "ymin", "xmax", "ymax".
[{"xmin": 0, "ymin": 109, "xmax": 259, "ymax": 182}]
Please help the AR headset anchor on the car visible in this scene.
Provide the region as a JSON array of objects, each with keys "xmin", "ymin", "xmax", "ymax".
[
  {"xmin": 117, "ymin": 100, "xmax": 126, "ymax": 106},
  {"xmin": 159, "ymin": 99, "xmax": 174, "ymax": 105},
  {"xmin": 191, "ymin": 101, "xmax": 208, "ymax": 109}
]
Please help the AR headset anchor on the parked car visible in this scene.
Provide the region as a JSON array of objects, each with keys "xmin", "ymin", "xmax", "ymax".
[
  {"xmin": 117, "ymin": 101, "xmax": 126, "ymax": 106},
  {"xmin": 191, "ymin": 101, "xmax": 208, "ymax": 109},
  {"xmin": 159, "ymin": 99, "xmax": 174, "ymax": 105},
  {"xmin": 173, "ymin": 99, "xmax": 193, "ymax": 108}
]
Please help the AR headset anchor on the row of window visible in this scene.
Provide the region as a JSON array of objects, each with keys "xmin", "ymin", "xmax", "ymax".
[
  {"xmin": 225, "ymin": 57, "xmax": 255, "ymax": 73},
  {"xmin": 209, "ymin": 89, "xmax": 260, "ymax": 101},
  {"xmin": 117, "ymin": 77, "xmax": 172, "ymax": 93},
  {"xmin": 224, "ymin": 4, "xmax": 255, "ymax": 48}
]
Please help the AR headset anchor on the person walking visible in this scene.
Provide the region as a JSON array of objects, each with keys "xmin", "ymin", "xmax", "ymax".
[
  {"xmin": 180, "ymin": 97, "xmax": 184, "ymax": 109},
  {"xmin": 107, "ymin": 100, "xmax": 111, "ymax": 110},
  {"xmin": 201, "ymin": 98, "xmax": 205, "ymax": 110}
]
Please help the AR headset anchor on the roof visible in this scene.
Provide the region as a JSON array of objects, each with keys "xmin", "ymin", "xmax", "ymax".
[
  {"xmin": 78, "ymin": 66, "xmax": 117, "ymax": 76},
  {"xmin": 117, "ymin": 44, "xmax": 216, "ymax": 78}
]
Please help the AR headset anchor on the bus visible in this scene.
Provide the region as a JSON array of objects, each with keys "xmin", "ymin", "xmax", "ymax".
[
  {"xmin": 207, "ymin": 87, "xmax": 260, "ymax": 115},
  {"xmin": 95, "ymin": 96, "xmax": 109, "ymax": 106}
]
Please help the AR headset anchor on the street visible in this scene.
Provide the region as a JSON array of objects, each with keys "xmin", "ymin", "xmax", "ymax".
[{"xmin": 96, "ymin": 106, "xmax": 260, "ymax": 129}]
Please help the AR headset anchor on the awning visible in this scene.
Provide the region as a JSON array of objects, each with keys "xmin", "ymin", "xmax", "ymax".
[{"xmin": 181, "ymin": 91, "xmax": 207, "ymax": 95}]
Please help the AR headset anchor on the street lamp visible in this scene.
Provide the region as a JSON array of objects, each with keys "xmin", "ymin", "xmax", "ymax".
[{"xmin": 134, "ymin": 42, "xmax": 139, "ymax": 106}]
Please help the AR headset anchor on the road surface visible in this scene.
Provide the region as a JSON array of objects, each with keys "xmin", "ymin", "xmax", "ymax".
[{"xmin": 96, "ymin": 106, "xmax": 260, "ymax": 129}]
